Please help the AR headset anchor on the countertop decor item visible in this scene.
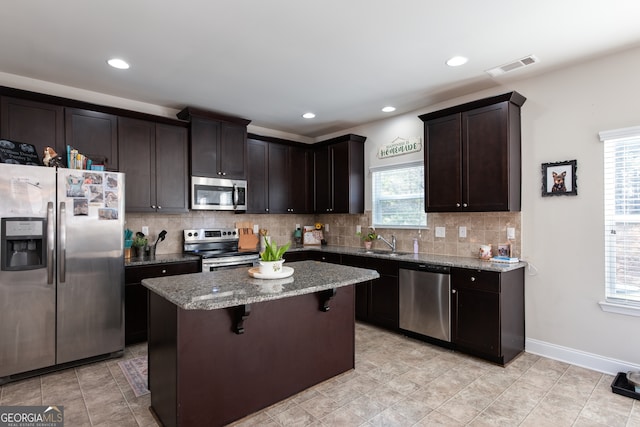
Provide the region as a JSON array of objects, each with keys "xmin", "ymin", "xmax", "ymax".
[
  {"xmin": 303, "ymin": 225, "xmax": 323, "ymax": 246},
  {"xmin": 248, "ymin": 266, "xmax": 294, "ymax": 279},
  {"xmin": 237, "ymin": 221, "xmax": 259, "ymax": 250},
  {"xmin": 357, "ymin": 226, "xmax": 378, "ymax": 242},
  {"xmin": 258, "ymin": 239, "xmax": 291, "ymax": 275}
]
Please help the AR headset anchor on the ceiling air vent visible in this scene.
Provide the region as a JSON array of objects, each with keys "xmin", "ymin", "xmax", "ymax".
[{"xmin": 486, "ymin": 55, "xmax": 539, "ymax": 77}]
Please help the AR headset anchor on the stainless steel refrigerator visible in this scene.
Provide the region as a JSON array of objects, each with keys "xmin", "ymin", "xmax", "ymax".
[{"xmin": 0, "ymin": 163, "xmax": 125, "ymax": 382}]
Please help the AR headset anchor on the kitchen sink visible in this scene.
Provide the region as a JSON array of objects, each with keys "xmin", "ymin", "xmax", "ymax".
[{"xmin": 362, "ymin": 250, "xmax": 409, "ymax": 257}]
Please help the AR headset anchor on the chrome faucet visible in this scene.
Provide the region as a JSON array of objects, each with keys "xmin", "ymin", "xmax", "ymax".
[{"xmin": 377, "ymin": 234, "xmax": 397, "ymax": 253}]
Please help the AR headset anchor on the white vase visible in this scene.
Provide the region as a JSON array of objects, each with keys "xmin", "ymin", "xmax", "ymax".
[{"xmin": 258, "ymin": 259, "xmax": 284, "ymax": 275}]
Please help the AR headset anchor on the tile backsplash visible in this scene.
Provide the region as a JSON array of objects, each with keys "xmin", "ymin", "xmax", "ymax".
[{"xmin": 125, "ymin": 211, "xmax": 521, "ymax": 259}]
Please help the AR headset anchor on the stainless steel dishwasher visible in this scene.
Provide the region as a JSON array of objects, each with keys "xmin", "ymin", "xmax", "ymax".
[{"xmin": 399, "ymin": 262, "xmax": 451, "ymax": 342}]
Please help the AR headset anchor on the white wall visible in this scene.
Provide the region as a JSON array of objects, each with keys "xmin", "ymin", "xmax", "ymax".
[{"xmin": 319, "ymin": 46, "xmax": 640, "ymax": 372}]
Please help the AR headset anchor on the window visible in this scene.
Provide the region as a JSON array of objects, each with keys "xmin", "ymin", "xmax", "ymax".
[
  {"xmin": 371, "ymin": 162, "xmax": 427, "ymax": 228},
  {"xmin": 601, "ymin": 126, "xmax": 640, "ymax": 309}
]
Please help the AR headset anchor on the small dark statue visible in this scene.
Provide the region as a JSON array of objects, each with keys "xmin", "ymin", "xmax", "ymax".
[{"xmin": 43, "ymin": 147, "xmax": 65, "ymax": 168}]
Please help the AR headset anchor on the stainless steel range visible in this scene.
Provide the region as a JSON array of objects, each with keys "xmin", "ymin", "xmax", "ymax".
[{"xmin": 183, "ymin": 228, "xmax": 259, "ymax": 271}]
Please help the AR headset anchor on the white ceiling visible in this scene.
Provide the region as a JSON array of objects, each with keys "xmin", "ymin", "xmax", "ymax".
[{"xmin": 2, "ymin": 1, "xmax": 640, "ymax": 138}]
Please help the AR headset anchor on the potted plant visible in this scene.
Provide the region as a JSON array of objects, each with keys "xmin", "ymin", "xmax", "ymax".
[
  {"xmin": 132, "ymin": 232, "xmax": 148, "ymax": 258},
  {"xmin": 259, "ymin": 239, "xmax": 291, "ymax": 274},
  {"xmin": 357, "ymin": 227, "xmax": 378, "ymax": 251}
]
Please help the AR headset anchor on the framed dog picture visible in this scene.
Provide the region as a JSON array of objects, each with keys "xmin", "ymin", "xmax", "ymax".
[{"xmin": 541, "ymin": 160, "xmax": 577, "ymax": 197}]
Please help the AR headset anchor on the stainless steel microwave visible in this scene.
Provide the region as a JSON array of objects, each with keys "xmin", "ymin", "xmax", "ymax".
[{"xmin": 191, "ymin": 176, "xmax": 247, "ymax": 211}]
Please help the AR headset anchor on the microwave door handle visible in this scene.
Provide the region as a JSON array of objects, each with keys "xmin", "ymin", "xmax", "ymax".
[
  {"xmin": 233, "ymin": 184, "xmax": 239, "ymax": 209},
  {"xmin": 47, "ymin": 201, "xmax": 55, "ymax": 285}
]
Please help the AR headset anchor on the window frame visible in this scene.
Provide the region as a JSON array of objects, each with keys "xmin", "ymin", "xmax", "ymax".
[
  {"xmin": 370, "ymin": 161, "xmax": 427, "ymax": 229},
  {"xmin": 599, "ymin": 125, "xmax": 640, "ymax": 316}
]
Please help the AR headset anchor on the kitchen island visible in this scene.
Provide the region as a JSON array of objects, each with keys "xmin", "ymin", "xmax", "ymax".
[{"xmin": 142, "ymin": 260, "xmax": 379, "ymax": 427}]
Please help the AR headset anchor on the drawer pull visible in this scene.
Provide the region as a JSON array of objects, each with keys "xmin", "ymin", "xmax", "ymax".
[
  {"xmin": 470, "ymin": 276, "xmax": 476, "ymax": 282},
  {"xmin": 162, "ymin": 269, "xmax": 167, "ymax": 274}
]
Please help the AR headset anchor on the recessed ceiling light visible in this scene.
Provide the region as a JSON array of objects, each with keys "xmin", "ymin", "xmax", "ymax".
[
  {"xmin": 381, "ymin": 106, "xmax": 396, "ymax": 113},
  {"xmin": 107, "ymin": 58, "xmax": 130, "ymax": 69},
  {"xmin": 446, "ymin": 56, "xmax": 468, "ymax": 67},
  {"xmin": 302, "ymin": 112, "xmax": 316, "ymax": 119}
]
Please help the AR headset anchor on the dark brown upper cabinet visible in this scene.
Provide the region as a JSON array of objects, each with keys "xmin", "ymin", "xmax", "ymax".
[
  {"xmin": 118, "ymin": 117, "xmax": 189, "ymax": 213},
  {"xmin": 177, "ymin": 107, "xmax": 250, "ymax": 180},
  {"xmin": 246, "ymin": 135, "xmax": 313, "ymax": 214},
  {"xmin": 0, "ymin": 96, "xmax": 64, "ymax": 159},
  {"xmin": 65, "ymin": 108, "xmax": 118, "ymax": 170},
  {"xmin": 314, "ymin": 134, "xmax": 366, "ymax": 214},
  {"xmin": 419, "ymin": 92, "xmax": 526, "ymax": 212}
]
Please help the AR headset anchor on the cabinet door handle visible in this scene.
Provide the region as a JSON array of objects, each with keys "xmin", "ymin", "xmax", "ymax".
[
  {"xmin": 157, "ymin": 206, "xmax": 162, "ymax": 210},
  {"xmin": 452, "ymin": 289, "xmax": 457, "ymax": 294},
  {"xmin": 456, "ymin": 203, "xmax": 461, "ymax": 207},
  {"xmin": 463, "ymin": 203, "xmax": 468, "ymax": 208},
  {"xmin": 222, "ymin": 172, "xmax": 226, "ymax": 176},
  {"xmin": 151, "ymin": 205, "xmax": 156, "ymax": 209},
  {"xmin": 217, "ymin": 171, "xmax": 222, "ymax": 176},
  {"xmin": 265, "ymin": 208, "xmax": 269, "ymax": 212}
]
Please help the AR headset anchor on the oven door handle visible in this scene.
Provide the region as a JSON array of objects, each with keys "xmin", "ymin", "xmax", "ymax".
[{"xmin": 204, "ymin": 258, "xmax": 257, "ymax": 268}]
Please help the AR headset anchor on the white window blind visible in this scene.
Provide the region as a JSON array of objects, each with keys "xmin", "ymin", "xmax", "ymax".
[
  {"xmin": 371, "ymin": 162, "xmax": 427, "ymax": 228},
  {"xmin": 601, "ymin": 126, "xmax": 640, "ymax": 306}
]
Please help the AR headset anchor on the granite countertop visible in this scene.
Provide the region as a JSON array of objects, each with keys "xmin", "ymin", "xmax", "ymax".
[
  {"xmin": 125, "ymin": 253, "xmax": 200, "ymax": 267},
  {"xmin": 141, "ymin": 260, "xmax": 379, "ymax": 310},
  {"xmin": 127, "ymin": 247, "xmax": 526, "ymax": 272},
  {"xmin": 288, "ymin": 245, "xmax": 526, "ymax": 272}
]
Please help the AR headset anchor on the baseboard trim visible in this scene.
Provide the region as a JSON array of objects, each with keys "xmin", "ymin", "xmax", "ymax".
[{"xmin": 526, "ymin": 338, "xmax": 640, "ymax": 375}]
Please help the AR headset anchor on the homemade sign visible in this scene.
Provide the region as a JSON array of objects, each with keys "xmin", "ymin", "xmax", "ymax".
[{"xmin": 377, "ymin": 137, "xmax": 422, "ymax": 159}]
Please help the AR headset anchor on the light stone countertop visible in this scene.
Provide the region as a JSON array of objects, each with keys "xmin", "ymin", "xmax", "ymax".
[
  {"xmin": 288, "ymin": 245, "xmax": 527, "ymax": 273},
  {"xmin": 125, "ymin": 253, "xmax": 200, "ymax": 267},
  {"xmin": 141, "ymin": 260, "xmax": 379, "ymax": 310}
]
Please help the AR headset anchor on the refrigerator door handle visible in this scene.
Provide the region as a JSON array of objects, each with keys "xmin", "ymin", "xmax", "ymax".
[
  {"xmin": 59, "ymin": 201, "xmax": 66, "ymax": 283},
  {"xmin": 47, "ymin": 201, "xmax": 55, "ymax": 285}
]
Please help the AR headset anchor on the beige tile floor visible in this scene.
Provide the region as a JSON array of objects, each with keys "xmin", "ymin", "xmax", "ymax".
[{"xmin": 1, "ymin": 322, "xmax": 639, "ymax": 426}]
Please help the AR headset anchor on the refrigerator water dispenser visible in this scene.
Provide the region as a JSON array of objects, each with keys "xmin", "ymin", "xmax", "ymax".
[{"xmin": 1, "ymin": 218, "xmax": 46, "ymax": 271}]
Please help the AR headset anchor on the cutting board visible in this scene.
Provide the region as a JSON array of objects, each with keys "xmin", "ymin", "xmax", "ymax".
[{"xmin": 236, "ymin": 221, "xmax": 259, "ymax": 250}]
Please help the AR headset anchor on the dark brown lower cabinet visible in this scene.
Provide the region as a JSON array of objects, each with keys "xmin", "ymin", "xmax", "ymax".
[
  {"xmin": 256, "ymin": 250, "xmax": 525, "ymax": 366},
  {"xmin": 306, "ymin": 251, "xmax": 341, "ymax": 264},
  {"xmin": 451, "ymin": 267, "xmax": 524, "ymax": 365},
  {"xmin": 342, "ymin": 254, "xmax": 399, "ymax": 329},
  {"xmin": 124, "ymin": 260, "xmax": 200, "ymax": 345}
]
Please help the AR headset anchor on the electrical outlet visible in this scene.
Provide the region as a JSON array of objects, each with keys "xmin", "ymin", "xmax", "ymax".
[
  {"xmin": 324, "ymin": 224, "xmax": 329, "ymax": 232},
  {"xmin": 295, "ymin": 223, "xmax": 300, "ymax": 230},
  {"xmin": 507, "ymin": 227, "xmax": 516, "ymax": 240},
  {"xmin": 356, "ymin": 225, "xmax": 362, "ymax": 233},
  {"xmin": 459, "ymin": 226, "xmax": 467, "ymax": 238},
  {"xmin": 141, "ymin": 226, "xmax": 149, "ymax": 236},
  {"xmin": 253, "ymin": 224, "xmax": 259, "ymax": 234},
  {"xmin": 435, "ymin": 227, "xmax": 446, "ymax": 238}
]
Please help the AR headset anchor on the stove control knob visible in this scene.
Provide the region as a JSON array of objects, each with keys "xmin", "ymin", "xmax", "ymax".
[
  {"xmin": 187, "ymin": 232, "xmax": 193, "ymax": 237},
  {"xmin": 194, "ymin": 232, "xmax": 198, "ymax": 237},
  {"xmin": 232, "ymin": 231, "xmax": 237, "ymax": 235}
]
